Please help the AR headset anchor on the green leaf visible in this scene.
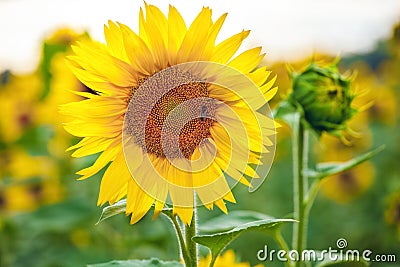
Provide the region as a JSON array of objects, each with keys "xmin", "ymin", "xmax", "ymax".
[
  {"xmin": 193, "ymin": 218, "xmax": 295, "ymax": 265},
  {"xmin": 87, "ymin": 259, "xmax": 183, "ymax": 267},
  {"xmin": 96, "ymin": 199, "xmax": 127, "ymax": 225},
  {"xmin": 305, "ymin": 145, "xmax": 385, "ymax": 180},
  {"xmin": 14, "ymin": 198, "xmax": 96, "ymax": 232},
  {"xmin": 39, "ymin": 42, "xmax": 69, "ymax": 101},
  {"xmin": 16, "ymin": 125, "xmax": 54, "ymax": 155},
  {"xmin": 199, "ymin": 210, "xmax": 274, "ymax": 233}
]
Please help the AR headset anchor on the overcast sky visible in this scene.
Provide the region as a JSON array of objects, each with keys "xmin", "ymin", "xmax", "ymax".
[{"xmin": 0, "ymin": 0, "xmax": 399, "ymax": 73}]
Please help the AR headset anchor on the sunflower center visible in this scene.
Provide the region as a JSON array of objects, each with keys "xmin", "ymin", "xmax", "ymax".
[{"xmin": 125, "ymin": 68, "xmax": 216, "ymax": 159}]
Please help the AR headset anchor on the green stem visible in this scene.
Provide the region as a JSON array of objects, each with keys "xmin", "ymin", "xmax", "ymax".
[
  {"xmin": 292, "ymin": 113, "xmax": 308, "ymax": 267},
  {"xmin": 165, "ymin": 213, "xmax": 192, "ymax": 267},
  {"xmin": 275, "ymin": 231, "xmax": 293, "ymax": 267},
  {"xmin": 209, "ymin": 255, "xmax": 217, "ymax": 267},
  {"xmin": 185, "ymin": 200, "xmax": 198, "ymax": 267},
  {"xmin": 304, "ymin": 180, "xmax": 321, "ymax": 220}
]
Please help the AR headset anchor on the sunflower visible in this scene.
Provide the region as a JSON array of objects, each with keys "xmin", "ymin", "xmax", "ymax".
[{"xmin": 61, "ymin": 4, "xmax": 277, "ymax": 225}]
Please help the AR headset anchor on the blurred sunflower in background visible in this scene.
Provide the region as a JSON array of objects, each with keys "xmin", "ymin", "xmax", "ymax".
[
  {"xmin": 0, "ymin": 28, "xmax": 88, "ymax": 216},
  {"xmin": 385, "ymin": 191, "xmax": 400, "ymax": 234},
  {"xmin": 317, "ymin": 134, "xmax": 375, "ymax": 203},
  {"xmin": 320, "ymin": 162, "xmax": 375, "ymax": 203},
  {"xmin": 0, "ymin": 148, "xmax": 62, "ymax": 213},
  {"xmin": 0, "ymin": 71, "xmax": 42, "ymax": 143},
  {"xmin": 61, "ymin": 4, "xmax": 277, "ymax": 225}
]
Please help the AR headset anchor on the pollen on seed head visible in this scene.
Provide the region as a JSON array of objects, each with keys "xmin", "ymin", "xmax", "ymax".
[{"xmin": 124, "ymin": 67, "xmax": 216, "ymax": 159}]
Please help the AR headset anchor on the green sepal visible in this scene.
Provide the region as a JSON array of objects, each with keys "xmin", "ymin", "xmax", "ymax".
[
  {"xmin": 96, "ymin": 199, "xmax": 172, "ymax": 224},
  {"xmin": 273, "ymin": 99, "xmax": 299, "ymax": 130},
  {"xmin": 274, "ymin": 98, "xmax": 321, "ymax": 137},
  {"xmin": 96, "ymin": 199, "xmax": 127, "ymax": 225}
]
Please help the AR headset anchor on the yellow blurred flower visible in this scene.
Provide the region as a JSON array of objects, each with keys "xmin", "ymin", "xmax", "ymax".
[
  {"xmin": 0, "ymin": 185, "xmax": 38, "ymax": 212},
  {"xmin": 385, "ymin": 192, "xmax": 400, "ymax": 232},
  {"xmin": 0, "ymin": 179, "xmax": 63, "ymax": 213},
  {"xmin": 349, "ymin": 61, "xmax": 397, "ymax": 125},
  {"xmin": 46, "ymin": 28, "xmax": 87, "ymax": 46},
  {"xmin": 0, "ymin": 148, "xmax": 63, "ymax": 212},
  {"xmin": 0, "ymin": 71, "xmax": 42, "ymax": 143},
  {"xmin": 320, "ymin": 162, "xmax": 374, "ymax": 203},
  {"xmin": 317, "ymin": 113, "xmax": 372, "ymax": 155},
  {"xmin": 61, "ymin": 4, "xmax": 276, "ymax": 225},
  {"xmin": 199, "ymin": 250, "xmax": 263, "ymax": 267},
  {"xmin": 366, "ymin": 86, "xmax": 397, "ymax": 125},
  {"xmin": 317, "ymin": 123, "xmax": 374, "ymax": 204}
]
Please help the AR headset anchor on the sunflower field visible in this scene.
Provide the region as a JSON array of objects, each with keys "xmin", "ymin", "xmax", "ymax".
[{"xmin": 0, "ymin": 2, "xmax": 399, "ymax": 267}]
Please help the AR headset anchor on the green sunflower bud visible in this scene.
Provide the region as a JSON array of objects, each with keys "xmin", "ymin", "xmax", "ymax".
[{"xmin": 289, "ymin": 61, "xmax": 357, "ymax": 136}]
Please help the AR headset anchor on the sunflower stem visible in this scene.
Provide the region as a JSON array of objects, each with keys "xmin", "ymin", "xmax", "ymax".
[
  {"xmin": 275, "ymin": 231, "xmax": 292, "ymax": 267},
  {"xmin": 185, "ymin": 198, "xmax": 198, "ymax": 267},
  {"xmin": 164, "ymin": 213, "xmax": 193, "ymax": 267},
  {"xmin": 292, "ymin": 113, "xmax": 309, "ymax": 267}
]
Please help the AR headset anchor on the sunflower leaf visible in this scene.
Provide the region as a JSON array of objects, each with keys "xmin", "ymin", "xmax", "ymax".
[
  {"xmin": 96, "ymin": 199, "xmax": 127, "ymax": 225},
  {"xmin": 305, "ymin": 145, "xmax": 385, "ymax": 180},
  {"xmin": 87, "ymin": 259, "xmax": 183, "ymax": 267},
  {"xmin": 199, "ymin": 210, "xmax": 275, "ymax": 233},
  {"xmin": 193, "ymin": 218, "xmax": 295, "ymax": 265}
]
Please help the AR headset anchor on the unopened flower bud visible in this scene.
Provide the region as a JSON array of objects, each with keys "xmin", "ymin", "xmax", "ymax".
[{"xmin": 289, "ymin": 61, "xmax": 356, "ymax": 135}]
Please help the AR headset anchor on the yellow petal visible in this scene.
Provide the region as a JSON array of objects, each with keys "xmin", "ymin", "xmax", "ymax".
[
  {"xmin": 76, "ymin": 138, "xmax": 121, "ymax": 179},
  {"xmin": 211, "ymin": 30, "xmax": 250, "ymax": 63},
  {"xmin": 201, "ymin": 13, "xmax": 227, "ymax": 60},
  {"xmin": 247, "ymin": 66, "xmax": 272, "ymax": 87},
  {"xmin": 173, "ymin": 205, "xmax": 193, "ymax": 225},
  {"xmin": 214, "ymin": 199, "xmax": 228, "ymax": 214},
  {"xmin": 104, "ymin": 21, "xmax": 129, "ymax": 63},
  {"xmin": 59, "ymin": 96, "xmax": 126, "ymax": 120},
  {"xmin": 71, "ymin": 41, "xmax": 137, "ymax": 87},
  {"xmin": 177, "ymin": 7, "xmax": 212, "ymax": 63},
  {"xmin": 142, "ymin": 5, "xmax": 168, "ymax": 69},
  {"xmin": 97, "ymin": 152, "xmax": 131, "ymax": 205},
  {"xmin": 67, "ymin": 58, "xmax": 128, "ymax": 96},
  {"xmin": 119, "ymin": 23, "xmax": 155, "ymax": 75},
  {"xmin": 127, "ymin": 178, "xmax": 155, "ymax": 224},
  {"xmin": 168, "ymin": 5, "xmax": 187, "ymax": 64},
  {"xmin": 71, "ymin": 138, "xmax": 114, "ymax": 158},
  {"xmin": 228, "ymin": 47, "xmax": 264, "ymax": 73},
  {"xmin": 63, "ymin": 119, "xmax": 122, "ymax": 138}
]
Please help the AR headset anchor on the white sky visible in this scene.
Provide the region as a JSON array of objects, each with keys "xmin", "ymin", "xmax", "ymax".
[{"xmin": 0, "ymin": 0, "xmax": 399, "ymax": 73}]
